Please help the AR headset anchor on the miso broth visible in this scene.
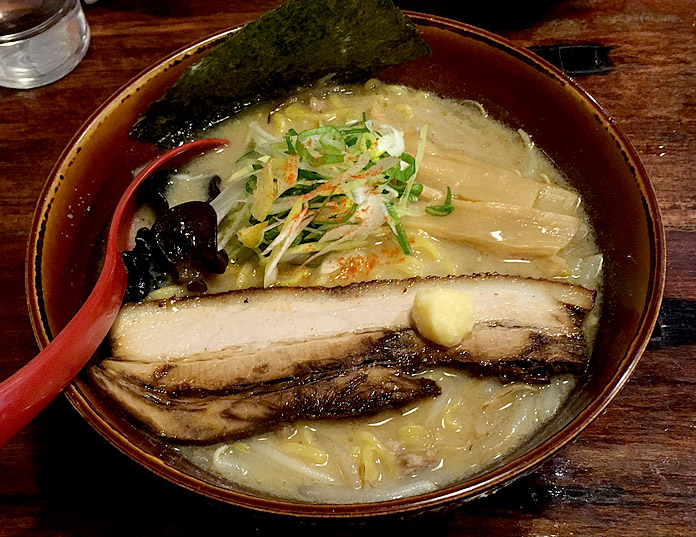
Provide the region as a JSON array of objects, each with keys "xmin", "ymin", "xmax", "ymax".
[{"xmin": 147, "ymin": 80, "xmax": 602, "ymax": 503}]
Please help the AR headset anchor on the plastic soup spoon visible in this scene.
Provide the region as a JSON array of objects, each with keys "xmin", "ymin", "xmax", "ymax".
[{"xmin": 0, "ymin": 138, "xmax": 229, "ymax": 447}]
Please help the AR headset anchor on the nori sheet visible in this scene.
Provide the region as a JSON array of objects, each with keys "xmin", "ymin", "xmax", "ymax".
[{"xmin": 130, "ymin": 0, "xmax": 431, "ymax": 148}]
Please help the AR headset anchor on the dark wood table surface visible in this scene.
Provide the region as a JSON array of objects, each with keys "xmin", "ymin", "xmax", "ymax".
[{"xmin": 1, "ymin": 1, "xmax": 694, "ymax": 535}]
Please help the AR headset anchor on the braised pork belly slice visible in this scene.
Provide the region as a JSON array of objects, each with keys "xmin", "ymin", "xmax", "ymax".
[
  {"xmin": 89, "ymin": 365, "xmax": 440, "ymax": 443},
  {"xmin": 102, "ymin": 323, "xmax": 589, "ymax": 394},
  {"xmin": 91, "ymin": 274, "xmax": 596, "ymax": 442},
  {"xmin": 108, "ymin": 274, "xmax": 595, "ymax": 365}
]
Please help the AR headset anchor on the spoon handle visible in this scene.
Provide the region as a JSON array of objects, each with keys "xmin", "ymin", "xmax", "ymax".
[
  {"xmin": 0, "ymin": 256, "xmax": 126, "ymax": 447},
  {"xmin": 0, "ymin": 137, "xmax": 229, "ymax": 448}
]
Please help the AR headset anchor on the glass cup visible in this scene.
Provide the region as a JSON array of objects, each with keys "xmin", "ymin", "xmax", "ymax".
[{"xmin": 0, "ymin": 0, "xmax": 90, "ymax": 89}]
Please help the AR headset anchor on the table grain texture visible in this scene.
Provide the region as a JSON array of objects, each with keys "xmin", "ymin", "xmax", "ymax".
[{"xmin": 1, "ymin": 1, "xmax": 694, "ymax": 535}]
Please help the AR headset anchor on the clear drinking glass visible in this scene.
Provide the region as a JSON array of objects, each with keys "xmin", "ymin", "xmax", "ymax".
[{"xmin": 0, "ymin": 0, "xmax": 90, "ymax": 89}]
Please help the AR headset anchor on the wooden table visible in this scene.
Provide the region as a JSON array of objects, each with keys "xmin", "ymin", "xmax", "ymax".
[{"xmin": 1, "ymin": 1, "xmax": 694, "ymax": 535}]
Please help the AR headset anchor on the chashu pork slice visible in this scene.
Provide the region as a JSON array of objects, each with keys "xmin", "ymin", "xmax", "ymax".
[
  {"xmin": 89, "ymin": 365, "xmax": 440, "ymax": 444},
  {"xmin": 110, "ymin": 274, "xmax": 594, "ymax": 361},
  {"xmin": 101, "ymin": 274, "xmax": 596, "ymax": 390},
  {"xmin": 101, "ymin": 324, "xmax": 588, "ymax": 392}
]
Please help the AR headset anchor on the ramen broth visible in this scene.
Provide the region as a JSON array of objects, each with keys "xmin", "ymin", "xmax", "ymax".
[{"xmin": 152, "ymin": 81, "xmax": 601, "ymax": 502}]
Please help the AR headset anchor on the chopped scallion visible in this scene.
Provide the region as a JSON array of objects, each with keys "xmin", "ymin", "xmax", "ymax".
[
  {"xmin": 384, "ymin": 201, "xmax": 411, "ymax": 255},
  {"xmin": 425, "ymin": 186, "xmax": 455, "ymax": 216},
  {"xmin": 285, "ymin": 133, "xmax": 296, "ymax": 155},
  {"xmin": 312, "ymin": 202, "xmax": 358, "ymax": 225},
  {"xmin": 235, "ymin": 149, "xmax": 261, "ymax": 163},
  {"xmin": 245, "ymin": 175, "xmax": 258, "ymax": 194}
]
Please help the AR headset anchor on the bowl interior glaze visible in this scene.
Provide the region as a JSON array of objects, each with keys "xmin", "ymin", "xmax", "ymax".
[{"xmin": 26, "ymin": 13, "xmax": 665, "ymax": 517}]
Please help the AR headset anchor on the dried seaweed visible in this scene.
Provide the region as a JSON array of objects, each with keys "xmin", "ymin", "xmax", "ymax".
[{"xmin": 130, "ymin": 0, "xmax": 430, "ymax": 148}]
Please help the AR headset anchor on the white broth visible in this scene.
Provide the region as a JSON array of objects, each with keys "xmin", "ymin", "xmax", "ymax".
[{"xmin": 151, "ymin": 81, "xmax": 601, "ymax": 503}]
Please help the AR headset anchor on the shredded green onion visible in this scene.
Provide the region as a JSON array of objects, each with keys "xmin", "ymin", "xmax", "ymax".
[
  {"xmin": 384, "ymin": 201, "xmax": 411, "ymax": 255},
  {"xmin": 285, "ymin": 133, "xmax": 296, "ymax": 155},
  {"xmin": 236, "ymin": 149, "xmax": 261, "ymax": 163},
  {"xmin": 313, "ymin": 203, "xmax": 359, "ymax": 226},
  {"xmin": 245, "ymin": 175, "xmax": 258, "ymax": 194},
  {"xmin": 209, "ymin": 116, "xmax": 446, "ymax": 286},
  {"xmin": 400, "ymin": 125, "xmax": 427, "ymax": 208},
  {"xmin": 425, "ymin": 186, "xmax": 455, "ymax": 216}
]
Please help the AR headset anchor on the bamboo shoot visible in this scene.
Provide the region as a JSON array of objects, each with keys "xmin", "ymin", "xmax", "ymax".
[{"xmin": 404, "ymin": 200, "xmax": 584, "ymax": 256}]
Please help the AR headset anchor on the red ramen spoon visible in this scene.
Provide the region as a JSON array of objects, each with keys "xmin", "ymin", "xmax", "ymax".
[{"xmin": 0, "ymin": 138, "xmax": 229, "ymax": 447}]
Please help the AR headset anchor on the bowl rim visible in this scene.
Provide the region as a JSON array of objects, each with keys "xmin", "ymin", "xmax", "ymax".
[{"xmin": 25, "ymin": 11, "xmax": 666, "ymax": 518}]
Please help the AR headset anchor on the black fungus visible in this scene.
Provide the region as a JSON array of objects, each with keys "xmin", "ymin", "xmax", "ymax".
[
  {"xmin": 152, "ymin": 201, "xmax": 228, "ymax": 290},
  {"xmin": 122, "ymin": 228, "xmax": 170, "ymax": 303},
  {"xmin": 123, "ymin": 200, "xmax": 228, "ymax": 303}
]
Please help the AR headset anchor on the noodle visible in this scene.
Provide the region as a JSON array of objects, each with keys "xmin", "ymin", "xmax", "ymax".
[{"xmin": 167, "ymin": 80, "xmax": 601, "ymax": 503}]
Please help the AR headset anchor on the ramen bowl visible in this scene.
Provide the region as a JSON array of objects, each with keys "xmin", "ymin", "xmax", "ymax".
[{"xmin": 26, "ymin": 13, "xmax": 665, "ymax": 517}]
